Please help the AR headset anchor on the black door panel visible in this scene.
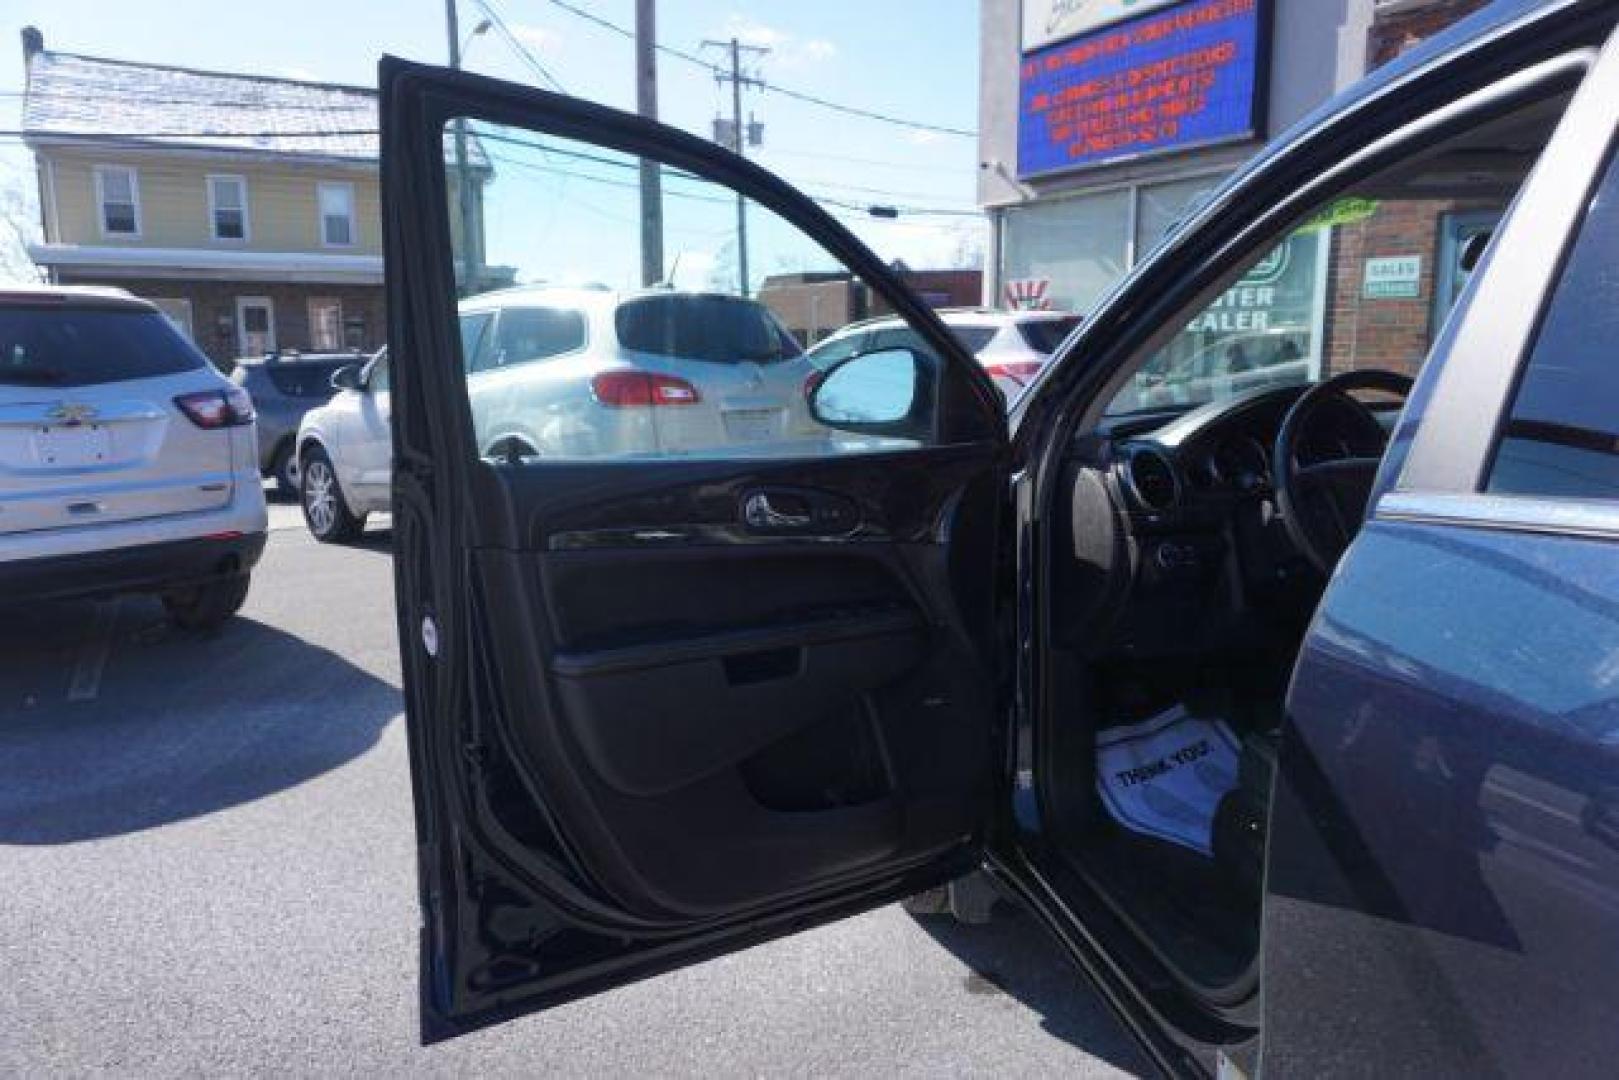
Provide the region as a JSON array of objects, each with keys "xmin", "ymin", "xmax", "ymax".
[
  {"xmin": 382, "ymin": 57, "xmax": 1006, "ymax": 1039},
  {"xmin": 464, "ymin": 445, "xmax": 1000, "ymax": 925}
]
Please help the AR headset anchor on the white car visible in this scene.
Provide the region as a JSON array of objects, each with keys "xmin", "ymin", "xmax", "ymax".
[
  {"xmin": 806, "ymin": 308, "xmax": 1082, "ymax": 399},
  {"xmin": 295, "ymin": 286, "xmax": 828, "ymax": 542},
  {"xmin": 0, "ymin": 285, "xmax": 267, "ymax": 628}
]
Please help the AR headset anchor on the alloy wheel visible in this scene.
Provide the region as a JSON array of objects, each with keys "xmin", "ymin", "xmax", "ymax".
[{"xmin": 304, "ymin": 459, "xmax": 337, "ymax": 535}]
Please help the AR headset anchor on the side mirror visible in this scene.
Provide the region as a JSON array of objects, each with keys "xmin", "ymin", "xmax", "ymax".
[
  {"xmin": 330, "ymin": 364, "xmax": 364, "ymax": 391},
  {"xmin": 808, "ymin": 347, "xmax": 927, "ymax": 436},
  {"xmin": 1459, "ymin": 229, "xmax": 1493, "ymax": 273}
]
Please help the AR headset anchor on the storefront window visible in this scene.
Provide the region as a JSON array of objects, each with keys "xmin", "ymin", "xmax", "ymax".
[
  {"xmin": 1001, "ymin": 189, "xmax": 1130, "ymax": 314},
  {"xmin": 1108, "ymin": 195, "xmax": 1502, "ymax": 415},
  {"xmin": 1135, "ymin": 175, "xmax": 1222, "ymax": 259}
]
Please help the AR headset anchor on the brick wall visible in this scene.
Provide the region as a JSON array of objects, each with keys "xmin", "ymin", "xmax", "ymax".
[
  {"xmin": 758, "ymin": 278, "xmax": 865, "ymax": 346},
  {"xmin": 1367, "ymin": 0, "xmax": 1491, "ymax": 69},
  {"xmin": 56, "ymin": 275, "xmax": 385, "ymax": 365},
  {"xmin": 1321, "ymin": 199, "xmax": 1502, "ymax": 378},
  {"xmin": 1323, "ymin": 200, "xmax": 1442, "ymax": 377}
]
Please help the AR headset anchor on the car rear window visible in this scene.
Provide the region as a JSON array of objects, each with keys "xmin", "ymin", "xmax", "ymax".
[
  {"xmin": 0, "ymin": 306, "xmax": 207, "ymax": 387},
  {"xmin": 1017, "ymin": 317, "xmax": 1082, "ymax": 354},
  {"xmin": 614, "ymin": 295, "xmax": 802, "ymax": 363},
  {"xmin": 265, "ymin": 360, "xmax": 351, "ymax": 398}
]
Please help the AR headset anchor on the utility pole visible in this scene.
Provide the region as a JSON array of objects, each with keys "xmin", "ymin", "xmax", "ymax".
[
  {"xmin": 635, "ymin": 0, "xmax": 664, "ymax": 286},
  {"xmin": 701, "ymin": 37, "xmax": 768, "ymax": 297},
  {"xmin": 446, "ymin": 0, "xmax": 482, "ymax": 295}
]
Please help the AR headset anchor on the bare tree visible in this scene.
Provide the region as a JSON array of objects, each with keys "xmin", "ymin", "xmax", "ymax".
[{"xmin": 0, "ymin": 157, "xmax": 45, "ymax": 284}]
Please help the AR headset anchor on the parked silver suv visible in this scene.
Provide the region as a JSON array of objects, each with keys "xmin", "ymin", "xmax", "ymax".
[
  {"xmin": 0, "ymin": 286, "xmax": 267, "ymax": 628},
  {"xmin": 296, "ymin": 286, "xmax": 828, "ymax": 542}
]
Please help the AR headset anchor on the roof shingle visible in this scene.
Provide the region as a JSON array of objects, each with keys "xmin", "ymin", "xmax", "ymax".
[{"xmin": 23, "ymin": 48, "xmax": 486, "ymax": 168}]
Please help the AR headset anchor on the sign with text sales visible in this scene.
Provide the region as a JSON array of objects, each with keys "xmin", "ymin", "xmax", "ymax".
[{"xmin": 1017, "ymin": 0, "xmax": 1266, "ymax": 178}]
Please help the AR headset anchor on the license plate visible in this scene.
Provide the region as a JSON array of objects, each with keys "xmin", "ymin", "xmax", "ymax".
[
  {"xmin": 33, "ymin": 424, "xmax": 111, "ymax": 467},
  {"xmin": 723, "ymin": 409, "xmax": 781, "ymax": 442}
]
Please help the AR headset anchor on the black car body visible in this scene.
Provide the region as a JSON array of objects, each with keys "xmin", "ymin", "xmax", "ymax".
[
  {"xmin": 226, "ymin": 350, "xmax": 366, "ymax": 492},
  {"xmin": 377, "ymin": 1, "xmax": 1619, "ymax": 1074}
]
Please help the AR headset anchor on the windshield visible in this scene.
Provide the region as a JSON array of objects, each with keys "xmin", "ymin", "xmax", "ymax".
[
  {"xmin": 1105, "ymin": 195, "xmax": 1501, "ymax": 416},
  {"xmin": 614, "ymin": 294, "xmax": 803, "ymax": 364},
  {"xmin": 0, "ymin": 307, "xmax": 207, "ymax": 387}
]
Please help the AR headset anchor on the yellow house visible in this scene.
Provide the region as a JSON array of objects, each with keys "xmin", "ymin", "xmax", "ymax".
[{"xmin": 19, "ymin": 26, "xmax": 495, "ymax": 364}]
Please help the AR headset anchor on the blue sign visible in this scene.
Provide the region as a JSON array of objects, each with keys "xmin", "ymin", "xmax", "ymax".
[{"xmin": 1017, "ymin": 0, "xmax": 1266, "ymax": 178}]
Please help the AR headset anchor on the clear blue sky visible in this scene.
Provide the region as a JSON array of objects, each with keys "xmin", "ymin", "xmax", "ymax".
[{"xmin": 0, "ymin": 0, "xmax": 984, "ymax": 281}]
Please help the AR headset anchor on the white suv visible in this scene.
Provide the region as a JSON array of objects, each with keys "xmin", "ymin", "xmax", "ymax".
[
  {"xmin": 296, "ymin": 286, "xmax": 828, "ymax": 542},
  {"xmin": 0, "ymin": 286, "xmax": 267, "ymax": 628}
]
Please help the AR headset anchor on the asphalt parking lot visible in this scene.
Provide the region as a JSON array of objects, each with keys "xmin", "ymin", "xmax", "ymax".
[{"xmin": 0, "ymin": 498, "xmax": 1148, "ymax": 1077}]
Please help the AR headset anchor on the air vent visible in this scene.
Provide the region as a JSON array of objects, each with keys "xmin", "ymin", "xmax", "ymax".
[{"xmin": 1121, "ymin": 445, "xmax": 1180, "ymax": 512}]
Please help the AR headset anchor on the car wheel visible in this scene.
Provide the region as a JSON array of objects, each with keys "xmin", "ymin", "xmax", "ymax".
[
  {"xmin": 162, "ymin": 573, "xmax": 251, "ymax": 631},
  {"xmin": 301, "ymin": 445, "xmax": 365, "ymax": 543},
  {"xmin": 271, "ymin": 441, "xmax": 300, "ymax": 496}
]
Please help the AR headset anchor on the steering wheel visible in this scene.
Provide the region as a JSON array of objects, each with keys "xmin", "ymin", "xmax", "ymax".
[{"xmin": 1273, "ymin": 370, "xmax": 1412, "ymax": 574}]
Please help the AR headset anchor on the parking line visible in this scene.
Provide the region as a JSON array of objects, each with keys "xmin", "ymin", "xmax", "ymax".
[{"xmin": 67, "ymin": 600, "xmax": 120, "ymax": 702}]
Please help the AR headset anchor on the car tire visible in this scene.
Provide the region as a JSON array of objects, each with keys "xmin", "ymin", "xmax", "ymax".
[
  {"xmin": 300, "ymin": 445, "xmax": 365, "ymax": 543},
  {"xmin": 162, "ymin": 573, "xmax": 251, "ymax": 631},
  {"xmin": 271, "ymin": 441, "xmax": 300, "ymax": 496}
]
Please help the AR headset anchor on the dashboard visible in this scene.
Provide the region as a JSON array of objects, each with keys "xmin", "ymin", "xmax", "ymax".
[{"xmin": 1057, "ymin": 384, "xmax": 1393, "ymax": 660}]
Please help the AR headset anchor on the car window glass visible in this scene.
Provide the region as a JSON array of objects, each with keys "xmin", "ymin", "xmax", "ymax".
[
  {"xmin": 490, "ymin": 306, "xmax": 587, "ymax": 369},
  {"xmin": 265, "ymin": 360, "xmax": 350, "ymax": 399},
  {"xmin": 1106, "ymin": 194, "xmax": 1503, "ymax": 415},
  {"xmin": 1016, "ymin": 317, "xmax": 1082, "ymax": 354},
  {"xmin": 615, "ymin": 295, "xmax": 798, "ymax": 364},
  {"xmin": 1487, "ymin": 148, "xmax": 1619, "ymax": 499},
  {"xmin": 457, "ymin": 311, "xmax": 494, "ymax": 372},
  {"xmin": 442, "ymin": 118, "xmax": 961, "ymax": 460},
  {"xmin": 950, "ymin": 326, "xmax": 998, "ymax": 354},
  {"xmin": 806, "ymin": 332, "xmax": 865, "ymax": 368},
  {"xmin": 0, "ymin": 307, "xmax": 206, "ymax": 387},
  {"xmin": 368, "ymin": 357, "xmax": 389, "ymax": 393}
]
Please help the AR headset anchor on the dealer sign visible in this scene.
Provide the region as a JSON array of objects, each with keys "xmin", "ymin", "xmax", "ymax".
[
  {"xmin": 1022, "ymin": 0, "xmax": 1188, "ymax": 52},
  {"xmin": 1017, "ymin": 0, "xmax": 1268, "ymax": 179}
]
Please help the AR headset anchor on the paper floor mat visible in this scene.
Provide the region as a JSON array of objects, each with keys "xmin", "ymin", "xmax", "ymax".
[{"xmin": 1095, "ymin": 708, "xmax": 1241, "ymax": 857}]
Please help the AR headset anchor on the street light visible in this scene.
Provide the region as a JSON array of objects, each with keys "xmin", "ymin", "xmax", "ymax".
[{"xmin": 460, "ymin": 18, "xmax": 491, "ymax": 62}]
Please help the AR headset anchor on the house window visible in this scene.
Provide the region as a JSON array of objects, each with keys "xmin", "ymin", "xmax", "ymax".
[
  {"xmin": 308, "ymin": 298, "xmax": 343, "ymax": 350},
  {"xmin": 95, "ymin": 166, "xmax": 140, "ymax": 236},
  {"xmin": 318, "ymin": 182, "xmax": 356, "ymax": 246},
  {"xmin": 208, "ymin": 175, "xmax": 249, "ymax": 241}
]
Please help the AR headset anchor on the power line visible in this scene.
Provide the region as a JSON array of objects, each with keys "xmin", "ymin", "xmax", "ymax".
[
  {"xmin": 479, "ymin": 128, "xmax": 980, "ymax": 217},
  {"xmin": 763, "ymin": 146, "xmax": 967, "ymax": 172},
  {"xmin": 532, "ymin": 0, "xmax": 976, "ymax": 138},
  {"xmin": 472, "ymin": 0, "xmax": 567, "ymax": 92}
]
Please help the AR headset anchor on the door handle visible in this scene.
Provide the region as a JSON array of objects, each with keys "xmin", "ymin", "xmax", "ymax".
[{"xmin": 743, "ymin": 491, "xmax": 813, "ymax": 530}]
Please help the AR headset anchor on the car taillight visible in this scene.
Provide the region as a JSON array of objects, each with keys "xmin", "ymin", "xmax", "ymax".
[
  {"xmin": 982, "ymin": 359, "xmax": 1046, "ymax": 385},
  {"xmin": 175, "ymin": 387, "xmax": 256, "ymax": 428},
  {"xmin": 590, "ymin": 371, "xmax": 702, "ymax": 407}
]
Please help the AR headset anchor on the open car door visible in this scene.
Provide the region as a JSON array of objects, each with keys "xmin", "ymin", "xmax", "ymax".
[{"xmin": 379, "ymin": 58, "xmax": 1010, "ymax": 1040}]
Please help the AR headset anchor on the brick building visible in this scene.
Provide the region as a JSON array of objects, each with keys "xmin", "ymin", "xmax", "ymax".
[
  {"xmin": 760, "ymin": 267, "xmax": 983, "ymax": 346},
  {"xmin": 979, "ymin": 0, "xmax": 1498, "ymax": 382}
]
